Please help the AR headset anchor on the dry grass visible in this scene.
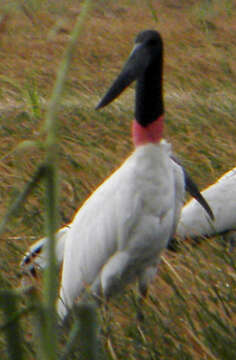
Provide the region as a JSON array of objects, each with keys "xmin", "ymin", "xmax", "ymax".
[{"xmin": 0, "ymin": 0, "xmax": 235, "ymax": 358}]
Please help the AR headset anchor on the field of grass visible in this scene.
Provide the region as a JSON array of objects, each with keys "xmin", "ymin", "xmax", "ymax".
[{"xmin": 0, "ymin": 0, "xmax": 235, "ymax": 358}]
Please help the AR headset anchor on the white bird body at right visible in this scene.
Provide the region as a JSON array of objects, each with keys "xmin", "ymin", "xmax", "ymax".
[{"xmin": 176, "ymin": 167, "xmax": 236, "ymax": 241}]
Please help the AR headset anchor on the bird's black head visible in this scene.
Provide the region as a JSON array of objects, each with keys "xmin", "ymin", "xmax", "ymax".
[
  {"xmin": 96, "ymin": 29, "xmax": 164, "ymax": 126},
  {"xmin": 134, "ymin": 30, "xmax": 163, "ymax": 54}
]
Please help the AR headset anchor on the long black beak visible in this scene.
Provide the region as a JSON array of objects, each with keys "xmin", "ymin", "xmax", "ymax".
[
  {"xmin": 96, "ymin": 43, "xmax": 150, "ymax": 110},
  {"xmin": 171, "ymin": 156, "xmax": 214, "ymax": 220}
]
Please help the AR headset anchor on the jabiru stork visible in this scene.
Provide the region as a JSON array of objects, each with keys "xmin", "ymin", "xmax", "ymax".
[
  {"xmin": 20, "ymin": 30, "xmax": 212, "ymax": 320},
  {"xmin": 56, "ymin": 29, "xmax": 185, "ymax": 319}
]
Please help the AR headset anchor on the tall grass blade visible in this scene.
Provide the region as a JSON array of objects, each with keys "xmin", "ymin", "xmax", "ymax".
[
  {"xmin": 41, "ymin": 0, "xmax": 94, "ymax": 359},
  {"xmin": 74, "ymin": 303, "xmax": 99, "ymax": 360},
  {"xmin": 0, "ymin": 165, "xmax": 46, "ymax": 235},
  {"xmin": 145, "ymin": 0, "xmax": 158, "ymax": 23},
  {"xmin": 0, "ymin": 290, "xmax": 24, "ymax": 360},
  {"xmin": 60, "ymin": 303, "xmax": 100, "ymax": 360}
]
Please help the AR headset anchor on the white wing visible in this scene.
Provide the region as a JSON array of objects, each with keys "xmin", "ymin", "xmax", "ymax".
[
  {"xmin": 171, "ymin": 159, "xmax": 186, "ymax": 236},
  {"xmin": 139, "ymin": 158, "xmax": 185, "ymax": 296}
]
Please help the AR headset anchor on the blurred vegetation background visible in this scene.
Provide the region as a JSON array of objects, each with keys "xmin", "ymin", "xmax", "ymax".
[{"xmin": 0, "ymin": 0, "xmax": 235, "ymax": 358}]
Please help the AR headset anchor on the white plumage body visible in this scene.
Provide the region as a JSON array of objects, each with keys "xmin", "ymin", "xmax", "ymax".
[
  {"xmin": 20, "ymin": 156, "xmax": 185, "ymax": 286},
  {"xmin": 177, "ymin": 167, "xmax": 236, "ymax": 239},
  {"xmin": 58, "ymin": 141, "xmax": 184, "ymax": 318}
]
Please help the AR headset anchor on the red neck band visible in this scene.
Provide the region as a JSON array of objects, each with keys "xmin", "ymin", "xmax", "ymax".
[{"xmin": 132, "ymin": 116, "xmax": 164, "ymax": 147}]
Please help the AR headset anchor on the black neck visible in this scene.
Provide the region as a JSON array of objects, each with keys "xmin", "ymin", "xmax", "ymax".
[{"xmin": 135, "ymin": 55, "xmax": 164, "ymax": 127}]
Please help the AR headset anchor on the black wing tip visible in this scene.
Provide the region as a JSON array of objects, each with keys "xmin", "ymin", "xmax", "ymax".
[
  {"xmin": 194, "ymin": 193, "xmax": 214, "ymax": 221},
  {"xmin": 194, "ymin": 192, "xmax": 215, "ymax": 221},
  {"xmin": 206, "ymin": 202, "xmax": 215, "ymax": 221},
  {"xmin": 95, "ymin": 101, "xmax": 102, "ymax": 110},
  {"xmin": 181, "ymin": 166, "xmax": 214, "ymax": 221}
]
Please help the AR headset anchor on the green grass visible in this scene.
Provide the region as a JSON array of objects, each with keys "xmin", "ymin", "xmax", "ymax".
[{"xmin": 0, "ymin": 0, "xmax": 235, "ymax": 358}]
